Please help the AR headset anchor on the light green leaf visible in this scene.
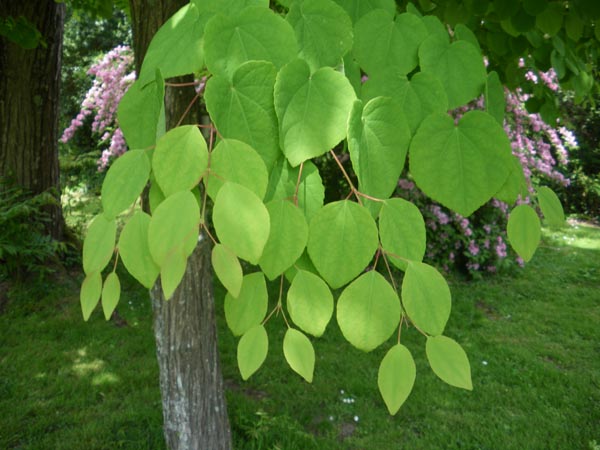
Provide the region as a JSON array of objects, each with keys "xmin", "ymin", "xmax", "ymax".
[
  {"xmin": 192, "ymin": 0, "xmax": 269, "ymax": 14},
  {"xmin": 507, "ymin": 204, "xmax": 541, "ymax": 262},
  {"xmin": 101, "ymin": 272, "xmax": 121, "ymax": 321},
  {"xmin": 426, "ymin": 335, "xmax": 472, "ymax": 390},
  {"xmin": 213, "ymin": 182, "xmax": 270, "ymax": 265},
  {"xmin": 149, "ymin": 181, "xmax": 165, "ymax": 214},
  {"xmin": 118, "ymin": 211, "xmax": 159, "ymax": 289},
  {"xmin": 152, "ymin": 125, "xmax": 208, "ymax": 197},
  {"xmin": 204, "ymin": 61, "xmax": 280, "ymax": 171},
  {"xmin": 409, "ymin": 111, "xmax": 513, "ymax": 217},
  {"xmin": 224, "ymin": 272, "xmax": 268, "ymax": 336},
  {"xmin": 485, "ymin": 71, "xmax": 506, "ymax": 126},
  {"xmin": 332, "ymin": 0, "xmax": 396, "ymax": 23},
  {"xmin": 401, "ymin": 262, "xmax": 451, "ymax": 336},
  {"xmin": 259, "ymin": 200, "xmax": 308, "ymax": 280},
  {"xmin": 204, "ymin": 7, "xmax": 297, "ymax": 78},
  {"xmin": 379, "ymin": 198, "xmax": 426, "ymax": 270},
  {"xmin": 495, "ymin": 155, "xmax": 527, "ymax": 206},
  {"xmin": 286, "ymin": 0, "xmax": 353, "ymax": 71},
  {"xmin": 284, "ymin": 250, "xmax": 319, "ymax": 283},
  {"xmin": 378, "ymin": 344, "xmax": 416, "ymax": 415},
  {"xmin": 421, "ymin": 15, "xmax": 449, "ymax": 43},
  {"xmin": 101, "ymin": 149, "xmax": 150, "ymax": 219},
  {"xmin": 274, "ymin": 58, "xmax": 356, "ymax": 167},
  {"xmin": 237, "ymin": 325, "xmax": 269, "ymax": 380},
  {"xmin": 286, "ymin": 270, "xmax": 333, "ymax": 337},
  {"xmin": 83, "ymin": 214, "xmax": 116, "ymax": 275},
  {"xmin": 148, "ymin": 191, "xmax": 200, "ymax": 267},
  {"xmin": 348, "ymin": 97, "xmax": 411, "ymax": 201},
  {"xmin": 419, "ymin": 36, "xmax": 486, "ymax": 109},
  {"xmin": 160, "ymin": 250, "xmax": 187, "ymax": 300},
  {"xmin": 283, "ymin": 328, "xmax": 315, "ymax": 382},
  {"xmin": 212, "ymin": 244, "xmax": 243, "ymax": 298},
  {"xmin": 206, "ymin": 139, "xmax": 269, "ymax": 201},
  {"xmin": 537, "ymin": 186, "xmax": 565, "ymax": 227},
  {"xmin": 80, "ymin": 272, "xmax": 102, "ymax": 321},
  {"xmin": 336, "ymin": 271, "xmax": 401, "ymax": 351},
  {"xmin": 354, "ymin": 10, "xmax": 428, "ymax": 76},
  {"xmin": 307, "ymin": 200, "xmax": 378, "ymax": 288}
]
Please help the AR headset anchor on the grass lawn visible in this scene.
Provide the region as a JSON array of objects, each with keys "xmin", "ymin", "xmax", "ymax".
[{"xmin": 1, "ymin": 221, "xmax": 599, "ymax": 449}]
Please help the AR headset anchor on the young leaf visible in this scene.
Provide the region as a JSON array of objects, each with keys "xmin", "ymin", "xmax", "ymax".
[
  {"xmin": 160, "ymin": 250, "xmax": 188, "ymax": 300},
  {"xmin": 283, "ymin": 328, "xmax": 315, "ymax": 383},
  {"xmin": 495, "ymin": 155, "xmax": 528, "ymax": 206},
  {"xmin": 152, "ymin": 126, "xmax": 208, "ymax": 197},
  {"xmin": 307, "ymin": 200, "xmax": 378, "ymax": 289},
  {"xmin": 426, "ymin": 335, "xmax": 473, "ymax": 390},
  {"xmin": 348, "ymin": 97, "xmax": 411, "ymax": 201},
  {"xmin": 378, "ymin": 344, "xmax": 416, "ymax": 415},
  {"xmin": 213, "ymin": 182, "xmax": 270, "ymax": 265},
  {"xmin": 537, "ymin": 186, "xmax": 565, "ymax": 227},
  {"xmin": 410, "ymin": 111, "xmax": 513, "ymax": 217},
  {"xmin": 118, "ymin": 211, "xmax": 159, "ymax": 289},
  {"xmin": 101, "ymin": 272, "xmax": 121, "ymax": 321},
  {"xmin": 80, "ymin": 272, "xmax": 102, "ymax": 321},
  {"xmin": 237, "ymin": 325, "xmax": 269, "ymax": 380},
  {"xmin": 206, "ymin": 139, "xmax": 269, "ymax": 201},
  {"xmin": 379, "ymin": 198, "xmax": 426, "ymax": 271},
  {"xmin": 212, "ymin": 244, "xmax": 243, "ymax": 298},
  {"xmin": 82, "ymin": 214, "xmax": 116, "ymax": 275},
  {"xmin": 485, "ymin": 71, "xmax": 506, "ymax": 126},
  {"xmin": 286, "ymin": 270, "xmax": 333, "ymax": 337},
  {"xmin": 354, "ymin": 10, "xmax": 428, "ymax": 76},
  {"xmin": 101, "ymin": 149, "xmax": 151, "ymax": 219},
  {"xmin": 284, "ymin": 250, "xmax": 319, "ymax": 283},
  {"xmin": 336, "ymin": 271, "xmax": 401, "ymax": 352},
  {"xmin": 259, "ymin": 200, "xmax": 308, "ymax": 280},
  {"xmin": 507, "ymin": 204, "xmax": 541, "ymax": 262},
  {"xmin": 332, "ymin": 0, "xmax": 396, "ymax": 23},
  {"xmin": 192, "ymin": 0, "xmax": 269, "ymax": 15},
  {"xmin": 149, "ymin": 181, "xmax": 166, "ymax": 214},
  {"xmin": 224, "ymin": 272, "xmax": 268, "ymax": 337},
  {"xmin": 274, "ymin": 58, "xmax": 356, "ymax": 167},
  {"xmin": 401, "ymin": 262, "xmax": 451, "ymax": 336},
  {"xmin": 204, "ymin": 61, "xmax": 280, "ymax": 171}
]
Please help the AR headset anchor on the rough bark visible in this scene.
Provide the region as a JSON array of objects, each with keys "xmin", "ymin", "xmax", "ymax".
[
  {"xmin": 129, "ymin": 1, "xmax": 232, "ymax": 448},
  {"xmin": 0, "ymin": 0, "xmax": 65, "ymax": 239}
]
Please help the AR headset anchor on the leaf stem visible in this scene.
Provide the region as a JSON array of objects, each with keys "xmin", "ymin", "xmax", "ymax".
[
  {"xmin": 176, "ymin": 92, "xmax": 201, "ymax": 128},
  {"xmin": 329, "ymin": 150, "xmax": 363, "ymax": 206},
  {"xmin": 293, "ymin": 162, "xmax": 304, "ymax": 207}
]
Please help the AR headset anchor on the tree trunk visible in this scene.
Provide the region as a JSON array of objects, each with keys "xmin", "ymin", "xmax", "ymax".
[
  {"xmin": 129, "ymin": 1, "xmax": 232, "ymax": 449},
  {"xmin": 0, "ymin": 0, "xmax": 65, "ymax": 240}
]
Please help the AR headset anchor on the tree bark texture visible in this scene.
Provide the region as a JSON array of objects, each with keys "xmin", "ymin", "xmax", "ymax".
[
  {"xmin": 0, "ymin": 0, "xmax": 65, "ymax": 239},
  {"xmin": 129, "ymin": 1, "xmax": 232, "ymax": 449}
]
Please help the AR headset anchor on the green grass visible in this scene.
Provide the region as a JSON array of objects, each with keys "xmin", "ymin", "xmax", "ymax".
[{"xmin": 1, "ymin": 221, "xmax": 599, "ymax": 449}]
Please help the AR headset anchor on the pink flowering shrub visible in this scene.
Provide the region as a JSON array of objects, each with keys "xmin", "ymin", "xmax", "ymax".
[{"xmin": 60, "ymin": 45, "xmax": 135, "ymax": 170}]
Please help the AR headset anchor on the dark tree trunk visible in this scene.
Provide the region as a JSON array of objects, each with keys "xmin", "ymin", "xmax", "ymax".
[
  {"xmin": 0, "ymin": 0, "xmax": 65, "ymax": 240},
  {"xmin": 129, "ymin": 1, "xmax": 232, "ymax": 449}
]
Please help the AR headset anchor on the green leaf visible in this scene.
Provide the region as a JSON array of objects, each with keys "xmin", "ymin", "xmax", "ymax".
[
  {"xmin": 495, "ymin": 155, "xmax": 527, "ymax": 205},
  {"xmin": 307, "ymin": 200, "xmax": 378, "ymax": 288},
  {"xmin": 149, "ymin": 181, "xmax": 165, "ymax": 214},
  {"xmin": 537, "ymin": 186, "xmax": 565, "ymax": 227},
  {"xmin": 118, "ymin": 211, "xmax": 159, "ymax": 289},
  {"xmin": 101, "ymin": 272, "xmax": 121, "ymax": 321},
  {"xmin": 378, "ymin": 344, "xmax": 416, "ymax": 415},
  {"xmin": 507, "ymin": 204, "xmax": 541, "ymax": 262},
  {"xmin": 101, "ymin": 149, "xmax": 151, "ymax": 219},
  {"xmin": 286, "ymin": 0, "xmax": 353, "ymax": 71},
  {"xmin": 212, "ymin": 244, "xmax": 243, "ymax": 298},
  {"xmin": 206, "ymin": 139, "xmax": 269, "ymax": 201},
  {"xmin": 421, "ymin": 15, "xmax": 449, "ymax": 43},
  {"xmin": 332, "ymin": 0, "xmax": 396, "ymax": 23},
  {"xmin": 454, "ymin": 23, "xmax": 481, "ymax": 52},
  {"xmin": 485, "ymin": 71, "xmax": 506, "ymax": 126},
  {"xmin": 379, "ymin": 198, "xmax": 426, "ymax": 270},
  {"xmin": 348, "ymin": 97, "xmax": 411, "ymax": 201},
  {"xmin": 362, "ymin": 70, "xmax": 448, "ymax": 135},
  {"xmin": 536, "ymin": 2, "xmax": 564, "ymax": 36},
  {"xmin": 80, "ymin": 272, "xmax": 102, "ymax": 321},
  {"xmin": 83, "ymin": 214, "xmax": 116, "ymax": 275},
  {"xmin": 148, "ymin": 191, "xmax": 200, "ymax": 267},
  {"xmin": 138, "ymin": 3, "xmax": 205, "ymax": 85},
  {"xmin": 283, "ymin": 328, "xmax": 315, "ymax": 382},
  {"xmin": 204, "ymin": 7, "xmax": 297, "ymax": 78},
  {"xmin": 274, "ymin": 59, "xmax": 356, "ymax": 167},
  {"xmin": 152, "ymin": 126, "xmax": 208, "ymax": 197},
  {"xmin": 426, "ymin": 335, "xmax": 472, "ymax": 390},
  {"xmin": 204, "ymin": 61, "xmax": 280, "ymax": 171},
  {"xmin": 419, "ymin": 36, "xmax": 486, "ymax": 109},
  {"xmin": 259, "ymin": 200, "xmax": 308, "ymax": 280},
  {"xmin": 237, "ymin": 325, "xmax": 269, "ymax": 380},
  {"xmin": 284, "ymin": 250, "xmax": 319, "ymax": 282},
  {"xmin": 354, "ymin": 10, "xmax": 428, "ymax": 76},
  {"xmin": 286, "ymin": 270, "xmax": 333, "ymax": 337},
  {"xmin": 336, "ymin": 271, "xmax": 401, "ymax": 352},
  {"xmin": 409, "ymin": 111, "xmax": 513, "ymax": 217},
  {"xmin": 192, "ymin": 0, "xmax": 269, "ymax": 14},
  {"xmin": 213, "ymin": 182, "xmax": 270, "ymax": 265},
  {"xmin": 401, "ymin": 262, "xmax": 451, "ymax": 336},
  {"xmin": 224, "ymin": 272, "xmax": 268, "ymax": 336},
  {"xmin": 160, "ymin": 250, "xmax": 187, "ymax": 300}
]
